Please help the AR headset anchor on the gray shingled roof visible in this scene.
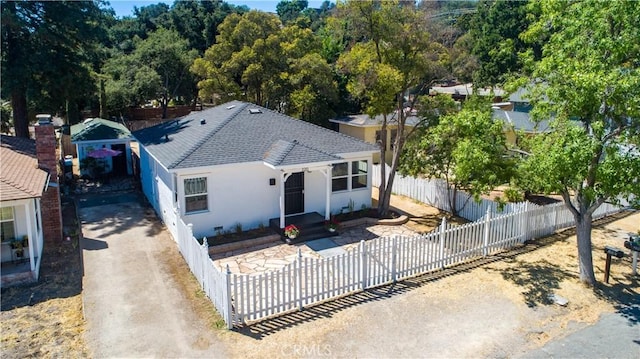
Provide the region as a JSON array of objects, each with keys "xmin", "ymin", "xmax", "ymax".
[
  {"xmin": 330, "ymin": 113, "xmax": 422, "ymax": 127},
  {"xmin": 133, "ymin": 101, "xmax": 378, "ymax": 169},
  {"xmin": 492, "ymin": 110, "xmax": 551, "ymax": 133}
]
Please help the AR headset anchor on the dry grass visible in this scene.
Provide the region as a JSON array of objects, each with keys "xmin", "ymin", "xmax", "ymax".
[{"xmin": 1, "ymin": 199, "xmax": 89, "ymax": 358}]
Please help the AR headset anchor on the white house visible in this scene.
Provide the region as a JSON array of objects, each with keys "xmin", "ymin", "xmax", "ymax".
[
  {"xmin": 133, "ymin": 101, "xmax": 379, "ymax": 240},
  {"xmin": 1, "ymin": 115, "xmax": 63, "ymax": 287}
]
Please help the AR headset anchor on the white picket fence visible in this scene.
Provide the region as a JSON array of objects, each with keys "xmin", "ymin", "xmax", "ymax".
[
  {"xmin": 372, "ymin": 164, "xmax": 529, "ymax": 221},
  {"xmin": 175, "ymin": 218, "xmax": 233, "ymax": 328},
  {"xmin": 171, "ymin": 165, "xmax": 622, "ymax": 328}
]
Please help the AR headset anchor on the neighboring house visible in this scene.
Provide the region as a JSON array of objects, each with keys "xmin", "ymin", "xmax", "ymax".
[
  {"xmin": 133, "ymin": 101, "xmax": 378, "ymax": 239},
  {"xmin": 71, "ymin": 118, "xmax": 134, "ymax": 177},
  {"xmin": 492, "ymin": 109, "xmax": 551, "ymax": 146},
  {"xmin": 429, "ymin": 83, "xmax": 506, "ymax": 101},
  {"xmin": 330, "ymin": 112, "xmax": 421, "ymax": 164},
  {"xmin": 1, "ymin": 115, "xmax": 63, "ymax": 287}
]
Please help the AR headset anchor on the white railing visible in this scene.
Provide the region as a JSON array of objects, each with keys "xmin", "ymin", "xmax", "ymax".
[{"xmin": 171, "ymin": 167, "xmax": 623, "ymax": 328}]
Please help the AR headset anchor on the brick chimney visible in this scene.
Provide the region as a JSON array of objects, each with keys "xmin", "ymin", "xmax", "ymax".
[{"xmin": 35, "ymin": 114, "xmax": 62, "ymax": 243}]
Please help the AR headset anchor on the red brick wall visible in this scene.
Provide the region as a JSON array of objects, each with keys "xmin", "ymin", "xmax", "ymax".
[{"xmin": 35, "ymin": 120, "xmax": 63, "ymax": 243}]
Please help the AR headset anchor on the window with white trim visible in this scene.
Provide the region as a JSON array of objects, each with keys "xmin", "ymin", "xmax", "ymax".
[
  {"xmin": 351, "ymin": 160, "xmax": 368, "ymax": 189},
  {"xmin": 184, "ymin": 177, "xmax": 208, "ymax": 213},
  {"xmin": 332, "ymin": 163, "xmax": 348, "ymax": 192},
  {"xmin": 332, "ymin": 160, "xmax": 369, "ymax": 192},
  {"xmin": 0, "ymin": 207, "xmax": 16, "ymax": 242}
]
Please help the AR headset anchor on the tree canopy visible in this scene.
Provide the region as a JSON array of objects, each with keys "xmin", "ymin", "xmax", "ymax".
[{"xmin": 514, "ymin": 0, "xmax": 640, "ymax": 286}]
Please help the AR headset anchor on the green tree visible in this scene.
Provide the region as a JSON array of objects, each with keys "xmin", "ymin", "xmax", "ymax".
[
  {"xmin": 469, "ymin": 0, "xmax": 536, "ymax": 86},
  {"xmin": 103, "ymin": 28, "xmax": 197, "ymax": 118},
  {"xmin": 191, "ymin": 10, "xmax": 338, "ymax": 124},
  {"xmin": 1, "ymin": 0, "xmax": 106, "ymax": 136},
  {"xmin": 336, "ymin": 0, "xmax": 447, "ymax": 216},
  {"xmin": 515, "ymin": 0, "xmax": 640, "ymax": 286},
  {"xmin": 276, "ymin": 0, "xmax": 308, "ymax": 25},
  {"xmin": 401, "ymin": 98, "xmax": 513, "ymax": 214}
]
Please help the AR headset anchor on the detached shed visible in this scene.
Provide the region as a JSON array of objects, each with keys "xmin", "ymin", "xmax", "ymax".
[{"xmin": 71, "ymin": 118, "xmax": 134, "ymax": 177}]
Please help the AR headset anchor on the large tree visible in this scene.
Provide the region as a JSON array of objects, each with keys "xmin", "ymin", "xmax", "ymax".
[
  {"xmin": 469, "ymin": 0, "xmax": 536, "ymax": 87},
  {"xmin": 401, "ymin": 97, "xmax": 513, "ymax": 215},
  {"xmin": 1, "ymin": 0, "xmax": 105, "ymax": 135},
  {"xmin": 515, "ymin": 0, "xmax": 640, "ymax": 286},
  {"xmin": 191, "ymin": 10, "xmax": 338, "ymax": 124},
  {"xmin": 103, "ymin": 28, "xmax": 197, "ymax": 118},
  {"xmin": 336, "ymin": 0, "xmax": 447, "ymax": 216}
]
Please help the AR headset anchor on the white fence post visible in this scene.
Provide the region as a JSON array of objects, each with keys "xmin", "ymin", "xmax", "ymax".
[
  {"xmin": 391, "ymin": 236, "xmax": 398, "ymax": 283},
  {"xmin": 521, "ymin": 202, "xmax": 529, "ymax": 243},
  {"xmin": 360, "ymin": 240, "xmax": 367, "ymax": 289},
  {"xmin": 297, "ymin": 248, "xmax": 303, "ymax": 311},
  {"xmin": 439, "ymin": 217, "xmax": 446, "ymax": 268},
  {"xmin": 483, "ymin": 208, "xmax": 491, "ymax": 256},
  {"xmin": 225, "ymin": 264, "xmax": 233, "ymax": 329}
]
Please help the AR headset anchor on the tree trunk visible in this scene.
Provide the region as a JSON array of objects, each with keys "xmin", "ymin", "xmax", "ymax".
[
  {"xmin": 99, "ymin": 78, "xmax": 106, "ymax": 119},
  {"xmin": 11, "ymin": 89, "xmax": 29, "ymax": 138},
  {"xmin": 575, "ymin": 214, "xmax": 596, "ymax": 286}
]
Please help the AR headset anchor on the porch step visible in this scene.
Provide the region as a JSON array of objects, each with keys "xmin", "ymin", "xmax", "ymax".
[
  {"xmin": 284, "ymin": 226, "xmax": 339, "ymax": 245},
  {"xmin": 269, "ymin": 212, "xmax": 338, "ymax": 244}
]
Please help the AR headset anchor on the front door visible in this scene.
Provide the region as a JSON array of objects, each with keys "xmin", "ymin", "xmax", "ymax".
[{"xmin": 285, "ymin": 172, "xmax": 304, "ymax": 215}]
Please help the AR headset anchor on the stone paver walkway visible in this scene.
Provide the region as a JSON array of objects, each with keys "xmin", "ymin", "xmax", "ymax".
[{"xmin": 212, "ymin": 223, "xmax": 419, "ymax": 275}]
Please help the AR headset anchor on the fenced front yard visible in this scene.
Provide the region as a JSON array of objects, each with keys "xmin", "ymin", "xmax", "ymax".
[
  {"xmin": 172, "ymin": 164, "xmax": 623, "ymax": 328},
  {"xmin": 175, "ymin": 190, "xmax": 621, "ymax": 328}
]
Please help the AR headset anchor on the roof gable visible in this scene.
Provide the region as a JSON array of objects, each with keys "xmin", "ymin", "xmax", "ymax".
[
  {"xmin": 133, "ymin": 101, "xmax": 378, "ymax": 169},
  {"xmin": 71, "ymin": 118, "xmax": 132, "ymax": 142},
  {"xmin": 0, "ymin": 135, "xmax": 48, "ymax": 200}
]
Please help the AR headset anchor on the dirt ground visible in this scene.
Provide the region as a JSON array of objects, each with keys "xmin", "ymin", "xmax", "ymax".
[
  {"xmin": 1, "ymin": 193, "xmax": 638, "ymax": 358},
  {"xmin": 1, "ymin": 198, "xmax": 88, "ymax": 358}
]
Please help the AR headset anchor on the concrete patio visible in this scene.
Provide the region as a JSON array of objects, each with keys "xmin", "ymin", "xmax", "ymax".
[{"xmin": 211, "ymin": 223, "xmax": 419, "ymax": 275}]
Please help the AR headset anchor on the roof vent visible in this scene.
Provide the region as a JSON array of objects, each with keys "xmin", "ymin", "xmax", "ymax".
[
  {"xmin": 226, "ymin": 105, "xmax": 236, "ymax": 110},
  {"xmin": 249, "ymin": 109, "xmax": 262, "ymax": 114},
  {"xmin": 200, "ymin": 119, "xmax": 206, "ymax": 125}
]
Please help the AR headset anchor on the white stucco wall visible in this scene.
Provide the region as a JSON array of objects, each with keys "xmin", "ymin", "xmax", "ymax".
[{"xmin": 177, "ymin": 162, "xmax": 282, "ymax": 238}]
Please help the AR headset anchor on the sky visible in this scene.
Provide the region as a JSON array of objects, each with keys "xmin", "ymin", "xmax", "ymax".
[{"xmin": 108, "ymin": 0, "xmax": 329, "ymax": 17}]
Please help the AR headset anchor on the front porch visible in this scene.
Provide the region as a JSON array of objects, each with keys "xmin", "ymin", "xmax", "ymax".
[
  {"xmin": 1, "ymin": 259, "xmax": 37, "ymax": 287},
  {"xmin": 269, "ymin": 212, "xmax": 338, "ymax": 244}
]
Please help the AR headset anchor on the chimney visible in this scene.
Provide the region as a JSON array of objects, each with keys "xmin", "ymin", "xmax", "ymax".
[{"xmin": 35, "ymin": 114, "xmax": 62, "ymax": 243}]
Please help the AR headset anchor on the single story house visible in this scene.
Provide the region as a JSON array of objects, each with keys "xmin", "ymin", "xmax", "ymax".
[
  {"xmin": 492, "ymin": 109, "xmax": 551, "ymax": 146},
  {"xmin": 71, "ymin": 118, "xmax": 134, "ymax": 177},
  {"xmin": 1, "ymin": 115, "xmax": 62, "ymax": 287},
  {"xmin": 429, "ymin": 83, "xmax": 505, "ymax": 101},
  {"xmin": 133, "ymin": 101, "xmax": 378, "ymax": 239},
  {"xmin": 330, "ymin": 111, "xmax": 420, "ymax": 164}
]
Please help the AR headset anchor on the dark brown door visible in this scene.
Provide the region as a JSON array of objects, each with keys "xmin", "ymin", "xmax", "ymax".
[
  {"xmin": 111, "ymin": 144, "xmax": 127, "ymax": 175},
  {"xmin": 285, "ymin": 172, "xmax": 304, "ymax": 215}
]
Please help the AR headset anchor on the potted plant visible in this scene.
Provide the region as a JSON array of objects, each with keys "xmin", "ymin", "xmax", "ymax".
[
  {"xmin": 10, "ymin": 238, "xmax": 24, "ymax": 258},
  {"xmin": 325, "ymin": 217, "xmax": 340, "ymax": 232},
  {"xmin": 284, "ymin": 224, "xmax": 300, "ymax": 239}
]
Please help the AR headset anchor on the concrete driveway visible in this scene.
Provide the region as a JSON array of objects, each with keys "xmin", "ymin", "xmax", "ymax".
[{"xmin": 79, "ymin": 192, "xmax": 226, "ymax": 358}]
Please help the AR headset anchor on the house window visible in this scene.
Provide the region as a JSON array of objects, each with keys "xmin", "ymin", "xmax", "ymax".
[
  {"xmin": 332, "ymin": 163, "xmax": 348, "ymax": 192},
  {"xmin": 351, "ymin": 160, "xmax": 368, "ymax": 189},
  {"xmin": 184, "ymin": 177, "xmax": 208, "ymax": 213},
  {"xmin": 0, "ymin": 207, "xmax": 15, "ymax": 242}
]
